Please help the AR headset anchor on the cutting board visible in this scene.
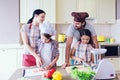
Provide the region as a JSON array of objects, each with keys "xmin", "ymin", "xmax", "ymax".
[
  {"xmin": 65, "ymin": 65, "xmax": 88, "ymax": 73},
  {"xmin": 23, "ymin": 68, "xmax": 47, "ymax": 77}
]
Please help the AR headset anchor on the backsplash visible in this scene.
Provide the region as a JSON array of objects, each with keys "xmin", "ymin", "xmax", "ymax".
[{"xmin": 55, "ymin": 23, "xmax": 112, "ymax": 38}]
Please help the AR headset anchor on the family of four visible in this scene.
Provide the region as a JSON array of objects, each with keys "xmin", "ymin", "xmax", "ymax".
[{"xmin": 20, "ymin": 9, "xmax": 98, "ymax": 70}]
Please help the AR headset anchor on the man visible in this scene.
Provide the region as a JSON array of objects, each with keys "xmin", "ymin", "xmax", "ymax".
[{"xmin": 62, "ymin": 12, "xmax": 99, "ymax": 68}]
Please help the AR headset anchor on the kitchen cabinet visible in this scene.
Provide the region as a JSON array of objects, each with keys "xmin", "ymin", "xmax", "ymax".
[
  {"xmin": 56, "ymin": 0, "xmax": 77, "ymax": 24},
  {"xmin": 78, "ymin": 0, "xmax": 97, "ymax": 18},
  {"xmin": 20, "ymin": 0, "xmax": 56, "ymax": 23},
  {"xmin": 0, "ymin": 49, "xmax": 18, "ymax": 80},
  {"xmin": 106, "ymin": 58, "xmax": 120, "ymax": 72},
  {"xmin": 57, "ymin": 44, "xmax": 65, "ymax": 66},
  {"xmin": 77, "ymin": 0, "xmax": 115, "ymax": 24}
]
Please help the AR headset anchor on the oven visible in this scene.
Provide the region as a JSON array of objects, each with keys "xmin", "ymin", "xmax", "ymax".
[{"xmin": 100, "ymin": 44, "xmax": 120, "ymax": 57}]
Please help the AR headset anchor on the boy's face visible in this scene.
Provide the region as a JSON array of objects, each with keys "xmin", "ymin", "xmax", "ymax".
[
  {"xmin": 41, "ymin": 34, "xmax": 50, "ymax": 43},
  {"xmin": 81, "ymin": 35, "xmax": 90, "ymax": 44}
]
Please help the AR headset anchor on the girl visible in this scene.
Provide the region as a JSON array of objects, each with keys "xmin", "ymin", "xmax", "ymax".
[
  {"xmin": 37, "ymin": 22, "xmax": 59, "ymax": 70},
  {"xmin": 70, "ymin": 29, "xmax": 94, "ymax": 65},
  {"xmin": 20, "ymin": 9, "xmax": 46, "ymax": 67}
]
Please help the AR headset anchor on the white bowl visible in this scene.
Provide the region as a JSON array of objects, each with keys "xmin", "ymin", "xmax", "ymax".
[{"xmin": 91, "ymin": 49, "xmax": 107, "ymax": 54}]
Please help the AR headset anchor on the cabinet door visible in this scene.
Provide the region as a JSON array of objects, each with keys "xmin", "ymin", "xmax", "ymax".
[
  {"xmin": 57, "ymin": 47, "xmax": 65, "ymax": 66},
  {"xmin": 17, "ymin": 48, "xmax": 23, "ymax": 68},
  {"xmin": 78, "ymin": 0, "xmax": 97, "ymax": 18},
  {"xmin": 0, "ymin": 49, "xmax": 17, "ymax": 80},
  {"xmin": 77, "ymin": 0, "xmax": 115, "ymax": 24},
  {"xmin": 96, "ymin": 0, "xmax": 115, "ymax": 24},
  {"xmin": 56, "ymin": 0, "xmax": 77, "ymax": 23},
  {"xmin": 20, "ymin": 0, "xmax": 56, "ymax": 23},
  {"xmin": 107, "ymin": 58, "xmax": 120, "ymax": 72}
]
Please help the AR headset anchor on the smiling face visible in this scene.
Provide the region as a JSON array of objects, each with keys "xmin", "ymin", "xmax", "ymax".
[
  {"xmin": 35, "ymin": 13, "xmax": 46, "ymax": 23},
  {"xmin": 80, "ymin": 35, "xmax": 90, "ymax": 44},
  {"xmin": 73, "ymin": 21, "xmax": 85, "ymax": 29}
]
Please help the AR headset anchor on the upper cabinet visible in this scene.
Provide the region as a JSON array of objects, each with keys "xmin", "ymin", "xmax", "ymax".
[
  {"xmin": 95, "ymin": 0, "xmax": 115, "ymax": 24},
  {"xmin": 20, "ymin": 0, "xmax": 56, "ymax": 23},
  {"xmin": 20, "ymin": 0, "xmax": 116, "ymax": 24},
  {"xmin": 78, "ymin": 0, "xmax": 97, "ymax": 18},
  {"xmin": 77, "ymin": 0, "xmax": 116, "ymax": 24},
  {"xmin": 56, "ymin": 0, "xmax": 77, "ymax": 24}
]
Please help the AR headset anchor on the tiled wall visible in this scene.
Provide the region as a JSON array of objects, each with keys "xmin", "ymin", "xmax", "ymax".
[{"xmin": 55, "ymin": 23, "xmax": 112, "ymax": 39}]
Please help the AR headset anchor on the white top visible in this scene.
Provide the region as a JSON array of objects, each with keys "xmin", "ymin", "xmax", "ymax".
[{"xmin": 40, "ymin": 43, "xmax": 52, "ymax": 67}]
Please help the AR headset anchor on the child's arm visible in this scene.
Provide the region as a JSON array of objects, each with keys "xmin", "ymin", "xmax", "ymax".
[
  {"xmin": 70, "ymin": 48, "xmax": 84, "ymax": 63},
  {"xmin": 44, "ymin": 56, "xmax": 59, "ymax": 70}
]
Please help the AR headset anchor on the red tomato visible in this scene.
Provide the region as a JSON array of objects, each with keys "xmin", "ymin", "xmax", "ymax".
[
  {"xmin": 43, "ymin": 68, "xmax": 56, "ymax": 79},
  {"xmin": 49, "ymin": 68, "xmax": 56, "ymax": 74}
]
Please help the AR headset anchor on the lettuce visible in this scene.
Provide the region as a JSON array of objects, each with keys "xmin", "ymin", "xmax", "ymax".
[{"xmin": 71, "ymin": 67, "xmax": 96, "ymax": 80}]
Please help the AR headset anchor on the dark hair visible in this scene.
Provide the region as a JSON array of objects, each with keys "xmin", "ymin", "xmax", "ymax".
[
  {"xmin": 27, "ymin": 9, "xmax": 45, "ymax": 24},
  {"xmin": 79, "ymin": 29, "xmax": 93, "ymax": 44},
  {"xmin": 43, "ymin": 33, "xmax": 52, "ymax": 40}
]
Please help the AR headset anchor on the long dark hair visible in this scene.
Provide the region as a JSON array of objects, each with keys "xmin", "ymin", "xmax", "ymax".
[
  {"xmin": 79, "ymin": 29, "xmax": 93, "ymax": 44},
  {"xmin": 27, "ymin": 9, "xmax": 45, "ymax": 24}
]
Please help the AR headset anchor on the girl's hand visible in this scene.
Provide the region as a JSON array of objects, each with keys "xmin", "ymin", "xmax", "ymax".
[
  {"xmin": 44, "ymin": 65, "xmax": 52, "ymax": 70},
  {"xmin": 35, "ymin": 56, "xmax": 44, "ymax": 67}
]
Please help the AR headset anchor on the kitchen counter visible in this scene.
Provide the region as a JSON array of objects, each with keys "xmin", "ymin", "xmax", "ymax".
[
  {"xmin": 0, "ymin": 44, "xmax": 24, "ymax": 49},
  {"xmin": 8, "ymin": 66, "xmax": 74, "ymax": 80}
]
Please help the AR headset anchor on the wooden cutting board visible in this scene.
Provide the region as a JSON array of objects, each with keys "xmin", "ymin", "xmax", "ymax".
[{"xmin": 65, "ymin": 65, "xmax": 88, "ymax": 73}]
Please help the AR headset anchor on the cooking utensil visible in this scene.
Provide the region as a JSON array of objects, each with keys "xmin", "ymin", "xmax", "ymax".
[{"xmin": 91, "ymin": 49, "xmax": 116, "ymax": 79}]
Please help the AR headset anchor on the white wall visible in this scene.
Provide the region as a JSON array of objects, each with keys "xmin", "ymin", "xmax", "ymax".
[{"xmin": 0, "ymin": 0, "xmax": 19, "ymax": 44}]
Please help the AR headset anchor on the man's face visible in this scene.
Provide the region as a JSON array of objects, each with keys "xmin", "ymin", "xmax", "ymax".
[{"xmin": 73, "ymin": 21, "xmax": 85, "ymax": 30}]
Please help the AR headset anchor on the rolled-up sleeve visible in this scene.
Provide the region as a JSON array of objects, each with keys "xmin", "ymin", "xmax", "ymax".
[{"xmin": 66, "ymin": 25, "xmax": 74, "ymax": 37}]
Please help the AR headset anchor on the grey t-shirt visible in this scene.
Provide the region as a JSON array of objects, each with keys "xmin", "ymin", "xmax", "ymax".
[{"xmin": 66, "ymin": 23, "xmax": 96, "ymax": 47}]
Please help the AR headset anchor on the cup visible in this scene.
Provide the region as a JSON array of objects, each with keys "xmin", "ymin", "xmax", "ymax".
[
  {"xmin": 105, "ymin": 38, "xmax": 110, "ymax": 43},
  {"xmin": 110, "ymin": 38, "xmax": 115, "ymax": 43}
]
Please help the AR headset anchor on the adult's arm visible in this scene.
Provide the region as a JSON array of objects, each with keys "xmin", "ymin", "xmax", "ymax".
[
  {"xmin": 92, "ymin": 35, "xmax": 99, "ymax": 48},
  {"xmin": 65, "ymin": 36, "xmax": 73, "ymax": 63}
]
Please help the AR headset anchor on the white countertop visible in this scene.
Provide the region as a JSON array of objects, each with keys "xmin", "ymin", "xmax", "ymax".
[{"xmin": 0, "ymin": 44, "xmax": 24, "ymax": 49}]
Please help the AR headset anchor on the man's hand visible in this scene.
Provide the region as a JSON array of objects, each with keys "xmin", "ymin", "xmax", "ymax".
[{"xmin": 61, "ymin": 62, "xmax": 70, "ymax": 69}]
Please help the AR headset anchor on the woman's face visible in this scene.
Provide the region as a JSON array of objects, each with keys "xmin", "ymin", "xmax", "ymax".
[
  {"xmin": 41, "ymin": 34, "xmax": 50, "ymax": 43},
  {"xmin": 73, "ymin": 21, "xmax": 85, "ymax": 29},
  {"xmin": 81, "ymin": 35, "xmax": 90, "ymax": 44},
  {"xmin": 35, "ymin": 13, "xmax": 46, "ymax": 23}
]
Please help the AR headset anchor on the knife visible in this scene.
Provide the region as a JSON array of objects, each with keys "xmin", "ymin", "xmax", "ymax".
[{"xmin": 22, "ymin": 69, "xmax": 25, "ymax": 77}]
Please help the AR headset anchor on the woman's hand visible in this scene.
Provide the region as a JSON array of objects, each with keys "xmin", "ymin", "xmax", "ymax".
[{"xmin": 35, "ymin": 55, "xmax": 44, "ymax": 67}]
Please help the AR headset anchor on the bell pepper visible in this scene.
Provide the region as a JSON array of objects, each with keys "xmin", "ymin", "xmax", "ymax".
[
  {"xmin": 52, "ymin": 71, "xmax": 62, "ymax": 80},
  {"xmin": 44, "ymin": 68, "xmax": 56, "ymax": 79}
]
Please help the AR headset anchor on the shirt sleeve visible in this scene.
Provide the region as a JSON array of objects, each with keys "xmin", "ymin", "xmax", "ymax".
[
  {"xmin": 85, "ymin": 23, "xmax": 97, "ymax": 36},
  {"xmin": 66, "ymin": 24, "xmax": 74, "ymax": 37},
  {"xmin": 20, "ymin": 24, "xmax": 29, "ymax": 32},
  {"xmin": 53, "ymin": 41, "xmax": 59, "ymax": 57}
]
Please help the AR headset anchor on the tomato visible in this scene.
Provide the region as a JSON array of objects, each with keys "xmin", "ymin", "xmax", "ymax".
[
  {"xmin": 44, "ymin": 68, "xmax": 56, "ymax": 79},
  {"xmin": 49, "ymin": 68, "xmax": 56, "ymax": 74}
]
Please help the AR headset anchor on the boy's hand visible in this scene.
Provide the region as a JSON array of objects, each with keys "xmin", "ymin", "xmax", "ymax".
[
  {"xmin": 44, "ymin": 64, "xmax": 52, "ymax": 70},
  {"xmin": 36, "ymin": 56, "xmax": 44, "ymax": 67}
]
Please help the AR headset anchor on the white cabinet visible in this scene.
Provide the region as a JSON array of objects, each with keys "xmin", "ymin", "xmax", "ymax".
[
  {"xmin": 95, "ymin": 0, "xmax": 115, "ymax": 24},
  {"xmin": 57, "ymin": 45, "xmax": 65, "ymax": 66},
  {"xmin": 0, "ymin": 49, "xmax": 17, "ymax": 80},
  {"xmin": 20, "ymin": 0, "xmax": 56, "ymax": 23},
  {"xmin": 106, "ymin": 58, "xmax": 120, "ymax": 72},
  {"xmin": 17, "ymin": 48, "xmax": 23, "ymax": 68},
  {"xmin": 56, "ymin": 0, "xmax": 77, "ymax": 24},
  {"xmin": 77, "ymin": 0, "xmax": 115, "ymax": 24},
  {"xmin": 78, "ymin": 0, "xmax": 97, "ymax": 18}
]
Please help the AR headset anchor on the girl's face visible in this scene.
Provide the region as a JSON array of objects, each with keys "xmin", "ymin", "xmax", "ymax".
[
  {"xmin": 35, "ymin": 13, "xmax": 46, "ymax": 23},
  {"xmin": 81, "ymin": 35, "xmax": 90, "ymax": 44},
  {"xmin": 41, "ymin": 34, "xmax": 50, "ymax": 43}
]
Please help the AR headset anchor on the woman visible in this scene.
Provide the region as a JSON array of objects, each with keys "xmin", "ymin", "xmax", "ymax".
[
  {"xmin": 62, "ymin": 12, "xmax": 98, "ymax": 68},
  {"xmin": 20, "ymin": 9, "xmax": 46, "ymax": 67}
]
